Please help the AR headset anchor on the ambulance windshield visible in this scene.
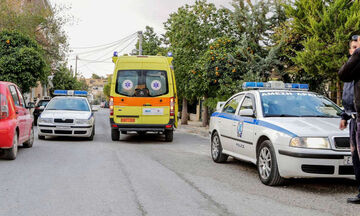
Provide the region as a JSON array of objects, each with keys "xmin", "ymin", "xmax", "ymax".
[
  {"xmin": 116, "ymin": 70, "xmax": 168, "ymax": 97},
  {"xmin": 260, "ymin": 92, "xmax": 342, "ymax": 117}
]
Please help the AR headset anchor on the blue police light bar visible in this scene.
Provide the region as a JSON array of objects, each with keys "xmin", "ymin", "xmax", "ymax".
[
  {"xmin": 113, "ymin": 51, "xmax": 118, "ymax": 57},
  {"xmin": 167, "ymin": 52, "xmax": 173, "ymax": 57},
  {"xmin": 74, "ymin": 90, "xmax": 88, "ymax": 96},
  {"xmin": 53, "ymin": 90, "xmax": 67, "ymax": 95},
  {"xmin": 299, "ymin": 84, "xmax": 309, "ymax": 90},
  {"xmin": 243, "ymin": 81, "xmax": 309, "ymax": 90}
]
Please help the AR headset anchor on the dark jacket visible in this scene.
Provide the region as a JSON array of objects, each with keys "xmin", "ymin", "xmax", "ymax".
[
  {"xmin": 341, "ymin": 82, "xmax": 355, "ymax": 120},
  {"xmin": 338, "ymin": 48, "xmax": 360, "ymax": 118}
]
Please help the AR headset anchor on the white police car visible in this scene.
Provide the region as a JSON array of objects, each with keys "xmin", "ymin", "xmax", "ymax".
[
  {"xmin": 37, "ymin": 90, "xmax": 95, "ymax": 140},
  {"xmin": 209, "ymin": 81, "xmax": 352, "ymax": 186}
]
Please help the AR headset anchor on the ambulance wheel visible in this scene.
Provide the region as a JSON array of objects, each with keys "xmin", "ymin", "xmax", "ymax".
[
  {"xmin": 5, "ymin": 132, "xmax": 18, "ymax": 160},
  {"xmin": 165, "ymin": 130, "xmax": 173, "ymax": 142},
  {"xmin": 257, "ymin": 140, "xmax": 285, "ymax": 186},
  {"xmin": 211, "ymin": 131, "xmax": 228, "ymax": 163},
  {"xmin": 111, "ymin": 129, "xmax": 120, "ymax": 141}
]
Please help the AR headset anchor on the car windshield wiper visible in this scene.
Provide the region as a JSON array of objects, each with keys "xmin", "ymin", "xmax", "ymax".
[
  {"xmin": 300, "ymin": 115, "xmax": 338, "ymax": 118},
  {"xmin": 265, "ymin": 114, "xmax": 301, "ymax": 117}
]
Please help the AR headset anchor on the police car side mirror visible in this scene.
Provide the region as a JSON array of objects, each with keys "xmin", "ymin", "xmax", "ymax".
[
  {"xmin": 239, "ymin": 109, "xmax": 255, "ymax": 118},
  {"xmin": 216, "ymin": 102, "xmax": 225, "ymax": 111},
  {"xmin": 27, "ymin": 102, "xmax": 35, "ymax": 109},
  {"xmin": 91, "ymin": 105, "xmax": 99, "ymax": 112}
]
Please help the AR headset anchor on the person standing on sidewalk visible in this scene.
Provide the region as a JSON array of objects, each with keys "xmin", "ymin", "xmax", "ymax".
[{"xmin": 338, "ymin": 35, "xmax": 360, "ymax": 204}]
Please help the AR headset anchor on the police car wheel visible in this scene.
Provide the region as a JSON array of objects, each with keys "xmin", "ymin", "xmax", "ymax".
[
  {"xmin": 211, "ymin": 132, "xmax": 228, "ymax": 163},
  {"xmin": 88, "ymin": 125, "xmax": 95, "ymax": 141},
  {"xmin": 257, "ymin": 140, "xmax": 285, "ymax": 186},
  {"xmin": 111, "ymin": 129, "xmax": 120, "ymax": 141}
]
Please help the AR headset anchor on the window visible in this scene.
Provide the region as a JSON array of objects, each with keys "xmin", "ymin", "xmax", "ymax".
[
  {"xmin": 16, "ymin": 88, "xmax": 26, "ymax": 108},
  {"xmin": 222, "ymin": 94, "xmax": 244, "ymax": 114},
  {"xmin": 116, "ymin": 70, "xmax": 168, "ymax": 97},
  {"xmin": 9, "ymin": 86, "xmax": 20, "ymax": 107},
  {"xmin": 46, "ymin": 98, "xmax": 90, "ymax": 111},
  {"xmin": 240, "ymin": 96, "xmax": 254, "ymax": 111}
]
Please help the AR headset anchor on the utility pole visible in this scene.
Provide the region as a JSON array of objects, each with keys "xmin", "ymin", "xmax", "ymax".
[
  {"xmin": 75, "ymin": 55, "xmax": 78, "ymax": 78},
  {"xmin": 138, "ymin": 31, "xmax": 143, "ymax": 55}
]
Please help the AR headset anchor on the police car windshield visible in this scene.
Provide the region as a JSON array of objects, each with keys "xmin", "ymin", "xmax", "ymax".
[
  {"xmin": 46, "ymin": 97, "xmax": 90, "ymax": 111},
  {"xmin": 115, "ymin": 70, "xmax": 168, "ymax": 97},
  {"xmin": 260, "ymin": 92, "xmax": 342, "ymax": 118}
]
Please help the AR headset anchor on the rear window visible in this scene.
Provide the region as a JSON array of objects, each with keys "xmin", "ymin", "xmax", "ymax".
[{"xmin": 115, "ymin": 70, "xmax": 168, "ymax": 97}]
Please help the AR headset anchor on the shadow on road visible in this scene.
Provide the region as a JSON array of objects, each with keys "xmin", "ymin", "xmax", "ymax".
[{"xmin": 225, "ymin": 157, "xmax": 357, "ymax": 194}]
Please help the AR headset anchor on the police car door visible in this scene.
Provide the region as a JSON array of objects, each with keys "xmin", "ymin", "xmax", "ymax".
[
  {"xmin": 218, "ymin": 94, "xmax": 244, "ymax": 152},
  {"xmin": 232, "ymin": 94, "xmax": 256, "ymax": 159}
]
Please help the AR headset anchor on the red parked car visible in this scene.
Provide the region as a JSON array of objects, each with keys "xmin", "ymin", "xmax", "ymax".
[{"xmin": 0, "ymin": 81, "xmax": 34, "ymax": 160}]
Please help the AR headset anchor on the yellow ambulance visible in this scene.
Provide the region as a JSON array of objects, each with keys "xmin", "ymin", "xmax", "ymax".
[{"xmin": 109, "ymin": 55, "xmax": 178, "ymax": 142}]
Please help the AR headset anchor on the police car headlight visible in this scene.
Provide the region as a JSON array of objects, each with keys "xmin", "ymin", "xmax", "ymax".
[
  {"xmin": 38, "ymin": 118, "xmax": 52, "ymax": 123},
  {"xmin": 75, "ymin": 119, "xmax": 92, "ymax": 124},
  {"xmin": 289, "ymin": 137, "xmax": 330, "ymax": 149}
]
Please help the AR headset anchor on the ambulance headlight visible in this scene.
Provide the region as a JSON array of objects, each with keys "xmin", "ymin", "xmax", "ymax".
[{"xmin": 289, "ymin": 137, "xmax": 330, "ymax": 149}]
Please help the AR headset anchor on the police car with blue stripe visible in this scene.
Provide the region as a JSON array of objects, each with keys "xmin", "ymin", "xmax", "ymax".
[
  {"xmin": 37, "ymin": 90, "xmax": 96, "ymax": 141},
  {"xmin": 209, "ymin": 81, "xmax": 352, "ymax": 185}
]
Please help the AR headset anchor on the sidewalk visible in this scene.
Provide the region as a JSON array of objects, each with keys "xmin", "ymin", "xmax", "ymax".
[{"xmin": 176, "ymin": 120, "xmax": 209, "ymax": 138}]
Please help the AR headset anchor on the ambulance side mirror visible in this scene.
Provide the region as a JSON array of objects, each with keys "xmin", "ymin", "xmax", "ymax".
[{"xmin": 239, "ymin": 109, "xmax": 255, "ymax": 118}]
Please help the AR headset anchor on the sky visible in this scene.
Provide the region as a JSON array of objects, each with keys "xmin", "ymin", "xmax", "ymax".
[{"xmin": 49, "ymin": 0, "xmax": 232, "ymax": 78}]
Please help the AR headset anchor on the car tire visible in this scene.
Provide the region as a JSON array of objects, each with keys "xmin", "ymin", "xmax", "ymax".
[
  {"xmin": 111, "ymin": 129, "xmax": 120, "ymax": 141},
  {"xmin": 5, "ymin": 132, "xmax": 18, "ymax": 160},
  {"xmin": 257, "ymin": 140, "xmax": 285, "ymax": 186},
  {"xmin": 88, "ymin": 125, "xmax": 95, "ymax": 141},
  {"xmin": 23, "ymin": 126, "xmax": 34, "ymax": 148},
  {"xmin": 211, "ymin": 131, "xmax": 228, "ymax": 163},
  {"xmin": 165, "ymin": 130, "xmax": 173, "ymax": 142},
  {"xmin": 38, "ymin": 135, "xmax": 45, "ymax": 140}
]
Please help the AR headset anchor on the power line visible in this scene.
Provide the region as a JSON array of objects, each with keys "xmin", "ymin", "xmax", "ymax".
[
  {"xmin": 70, "ymin": 33, "xmax": 137, "ymax": 56},
  {"xmin": 69, "ymin": 32, "xmax": 137, "ymax": 50}
]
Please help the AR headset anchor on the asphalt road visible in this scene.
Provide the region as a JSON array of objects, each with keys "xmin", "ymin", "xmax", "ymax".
[{"xmin": 1, "ymin": 109, "xmax": 360, "ymax": 216}]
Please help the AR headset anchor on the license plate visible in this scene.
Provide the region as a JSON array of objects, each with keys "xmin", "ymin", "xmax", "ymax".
[
  {"xmin": 121, "ymin": 118, "xmax": 135, "ymax": 123},
  {"xmin": 57, "ymin": 126, "xmax": 70, "ymax": 129},
  {"xmin": 344, "ymin": 156, "xmax": 353, "ymax": 165},
  {"xmin": 142, "ymin": 108, "xmax": 164, "ymax": 115}
]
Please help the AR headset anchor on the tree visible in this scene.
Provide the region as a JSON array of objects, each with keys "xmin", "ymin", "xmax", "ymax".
[
  {"xmin": 103, "ymin": 75, "xmax": 112, "ymax": 100},
  {"xmin": 164, "ymin": 0, "xmax": 230, "ymax": 125},
  {"xmin": 50, "ymin": 64, "xmax": 88, "ymax": 94},
  {"xmin": 91, "ymin": 73, "xmax": 101, "ymax": 79},
  {"xmin": 186, "ymin": 0, "xmax": 285, "ymax": 126},
  {"xmin": 136, "ymin": 26, "xmax": 167, "ymax": 56},
  {"xmin": 0, "ymin": 30, "xmax": 48, "ymax": 92},
  {"xmin": 280, "ymin": 0, "xmax": 360, "ymax": 104},
  {"xmin": 0, "ymin": 0, "xmax": 70, "ymax": 68}
]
